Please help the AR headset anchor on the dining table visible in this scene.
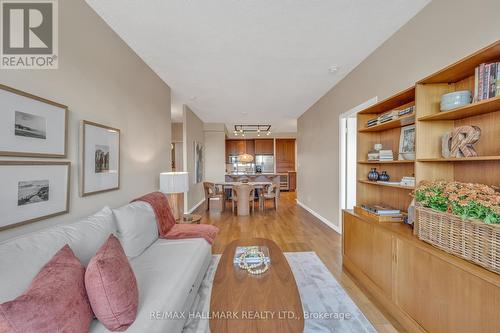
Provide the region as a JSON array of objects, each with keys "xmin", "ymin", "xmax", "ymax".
[{"xmin": 215, "ymin": 181, "xmax": 275, "ymax": 213}]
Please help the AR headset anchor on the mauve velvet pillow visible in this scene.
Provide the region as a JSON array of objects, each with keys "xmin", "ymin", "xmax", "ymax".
[
  {"xmin": 0, "ymin": 245, "xmax": 93, "ymax": 333},
  {"xmin": 85, "ymin": 234, "xmax": 138, "ymax": 331}
]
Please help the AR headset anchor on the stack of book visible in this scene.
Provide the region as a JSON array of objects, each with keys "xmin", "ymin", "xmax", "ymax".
[
  {"xmin": 378, "ymin": 150, "xmax": 394, "ymax": 161},
  {"xmin": 398, "ymin": 105, "xmax": 415, "ymax": 116},
  {"xmin": 357, "ymin": 204, "xmax": 403, "ymax": 222},
  {"xmin": 378, "ymin": 110, "xmax": 398, "ymax": 124},
  {"xmin": 367, "ymin": 151, "xmax": 379, "ymax": 160},
  {"xmin": 474, "ymin": 62, "xmax": 499, "ymax": 102},
  {"xmin": 400, "ymin": 176, "xmax": 415, "ymax": 187},
  {"xmin": 366, "ymin": 117, "xmax": 379, "ymax": 127}
]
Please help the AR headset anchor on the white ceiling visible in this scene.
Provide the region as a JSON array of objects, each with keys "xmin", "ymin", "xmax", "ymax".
[{"xmin": 86, "ymin": 0, "xmax": 430, "ymax": 132}]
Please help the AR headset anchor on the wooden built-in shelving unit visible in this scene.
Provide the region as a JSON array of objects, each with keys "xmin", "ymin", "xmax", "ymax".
[{"xmin": 345, "ymin": 41, "xmax": 500, "ymax": 333}]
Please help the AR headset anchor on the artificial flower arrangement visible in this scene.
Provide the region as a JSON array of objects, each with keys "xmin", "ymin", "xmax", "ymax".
[{"xmin": 414, "ymin": 180, "xmax": 500, "ymax": 224}]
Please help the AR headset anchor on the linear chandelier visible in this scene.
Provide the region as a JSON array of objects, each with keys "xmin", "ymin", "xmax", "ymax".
[{"xmin": 233, "ymin": 124, "xmax": 271, "ymax": 137}]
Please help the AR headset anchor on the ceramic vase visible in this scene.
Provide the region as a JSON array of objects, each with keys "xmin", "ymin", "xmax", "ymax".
[
  {"xmin": 379, "ymin": 171, "xmax": 390, "ymax": 181},
  {"xmin": 368, "ymin": 168, "xmax": 379, "ymax": 181}
]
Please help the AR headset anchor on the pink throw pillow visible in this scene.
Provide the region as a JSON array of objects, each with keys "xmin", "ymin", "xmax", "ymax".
[
  {"xmin": 0, "ymin": 245, "xmax": 93, "ymax": 333},
  {"xmin": 85, "ymin": 235, "xmax": 138, "ymax": 331}
]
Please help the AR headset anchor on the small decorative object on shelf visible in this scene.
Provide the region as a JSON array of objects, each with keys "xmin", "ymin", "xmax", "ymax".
[
  {"xmin": 234, "ymin": 246, "xmax": 270, "ymax": 275},
  {"xmin": 441, "ymin": 125, "xmax": 481, "ymax": 158},
  {"xmin": 414, "ymin": 180, "xmax": 500, "ymax": 274},
  {"xmin": 440, "ymin": 90, "xmax": 472, "ymax": 111},
  {"xmin": 367, "ymin": 144, "xmax": 382, "ymax": 160},
  {"xmin": 398, "ymin": 125, "xmax": 415, "ymax": 160},
  {"xmin": 379, "ymin": 171, "xmax": 390, "ymax": 181},
  {"xmin": 368, "ymin": 168, "xmax": 379, "ymax": 181}
]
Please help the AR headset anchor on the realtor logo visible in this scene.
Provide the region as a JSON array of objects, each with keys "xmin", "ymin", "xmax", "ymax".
[{"xmin": 1, "ymin": 0, "xmax": 58, "ymax": 69}]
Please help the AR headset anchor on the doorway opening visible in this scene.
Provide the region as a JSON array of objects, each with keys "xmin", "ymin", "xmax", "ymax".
[{"xmin": 339, "ymin": 97, "xmax": 377, "ymax": 224}]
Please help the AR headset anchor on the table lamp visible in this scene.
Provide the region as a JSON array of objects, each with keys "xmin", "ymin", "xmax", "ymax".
[{"xmin": 160, "ymin": 172, "xmax": 189, "ymax": 221}]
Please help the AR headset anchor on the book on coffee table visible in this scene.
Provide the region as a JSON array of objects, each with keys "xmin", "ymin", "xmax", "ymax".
[{"xmin": 233, "ymin": 246, "xmax": 270, "ymax": 265}]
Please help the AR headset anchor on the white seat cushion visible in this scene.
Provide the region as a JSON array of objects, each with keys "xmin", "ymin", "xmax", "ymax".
[
  {"xmin": 0, "ymin": 207, "xmax": 116, "ymax": 302},
  {"xmin": 113, "ymin": 202, "xmax": 159, "ymax": 258},
  {"xmin": 89, "ymin": 238, "xmax": 211, "ymax": 333}
]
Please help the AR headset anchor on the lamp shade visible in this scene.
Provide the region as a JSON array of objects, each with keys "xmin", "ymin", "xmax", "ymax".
[
  {"xmin": 160, "ymin": 172, "xmax": 189, "ymax": 194},
  {"xmin": 238, "ymin": 153, "xmax": 254, "ymax": 163}
]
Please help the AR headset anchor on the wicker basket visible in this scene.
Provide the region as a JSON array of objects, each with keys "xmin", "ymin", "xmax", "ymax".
[{"xmin": 416, "ymin": 205, "xmax": 500, "ymax": 274}]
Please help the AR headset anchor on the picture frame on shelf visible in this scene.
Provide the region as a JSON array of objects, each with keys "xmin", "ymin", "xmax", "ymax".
[
  {"xmin": 398, "ymin": 124, "xmax": 416, "ymax": 160},
  {"xmin": 80, "ymin": 120, "xmax": 120, "ymax": 196},
  {"xmin": 0, "ymin": 161, "xmax": 70, "ymax": 231},
  {"xmin": 0, "ymin": 84, "xmax": 68, "ymax": 157}
]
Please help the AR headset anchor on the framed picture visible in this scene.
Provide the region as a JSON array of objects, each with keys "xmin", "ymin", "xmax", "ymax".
[
  {"xmin": 0, "ymin": 84, "xmax": 68, "ymax": 157},
  {"xmin": 81, "ymin": 120, "xmax": 120, "ymax": 196},
  {"xmin": 194, "ymin": 141, "xmax": 204, "ymax": 184},
  {"xmin": 0, "ymin": 161, "xmax": 70, "ymax": 231},
  {"xmin": 399, "ymin": 125, "xmax": 416, "ymax": 160}
]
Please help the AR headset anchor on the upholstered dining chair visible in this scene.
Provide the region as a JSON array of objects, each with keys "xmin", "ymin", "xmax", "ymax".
[
  {"xmin": 232, "ymin": 184, "xmax": 255, "ymax": 216},
  {"xmin": 261, "ymin": 183, "xmax": 279, "ymax": 211},
  {"xmin": 203, "ymin": 182, "xmax": 224, "ymax": 211}
]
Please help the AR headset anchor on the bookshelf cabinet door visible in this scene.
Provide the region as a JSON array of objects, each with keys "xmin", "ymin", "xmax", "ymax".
[{"xmin": 394, "ymin": 239, "xmax": 500, "ymax": 333}]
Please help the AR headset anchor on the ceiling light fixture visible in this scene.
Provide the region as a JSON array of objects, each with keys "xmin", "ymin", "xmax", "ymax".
[
  {"xmin": 234, "ymin": 124, "xmax": 271, "ymax": 137},
  {"xmin": 328, "ymin": 65, "xmax": 339, "ymax": 73}
]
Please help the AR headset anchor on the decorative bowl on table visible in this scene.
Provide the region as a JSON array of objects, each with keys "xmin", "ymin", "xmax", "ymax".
[{"xmin": 440, "ymin": 90, "xmax": 471, "ymax": 111}]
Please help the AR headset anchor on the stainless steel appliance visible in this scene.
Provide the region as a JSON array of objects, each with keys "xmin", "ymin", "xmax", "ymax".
[
  {"xmin": 255, "ymin": 155, "xmax": 274, "ymax": 173},
  {"xmin": 228, "ymin": 155, "xmax": 238, "ymax": 164},
  {"xmin": 278, "ymin": 173, "xmax": 289, "ymax": 191}
]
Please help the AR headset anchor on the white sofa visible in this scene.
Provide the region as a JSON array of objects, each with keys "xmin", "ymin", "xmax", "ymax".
[{"xmin": 0, "ymin": 203, "xmax": 212, "ymax": 333}]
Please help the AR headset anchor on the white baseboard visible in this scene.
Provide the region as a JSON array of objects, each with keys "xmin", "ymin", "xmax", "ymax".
[
  {"xmin": 188, "ymin": 199, "xmax": 205, "ymax": 214},
  {"xmin": 296, "ymin": 200, "xmax": 342, "ymax": 234}
]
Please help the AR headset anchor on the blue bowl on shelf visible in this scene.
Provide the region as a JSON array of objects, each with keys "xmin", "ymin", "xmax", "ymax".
[{"xmin": 440, "ymin": 90, "xmax": 472, "ymax": 111}]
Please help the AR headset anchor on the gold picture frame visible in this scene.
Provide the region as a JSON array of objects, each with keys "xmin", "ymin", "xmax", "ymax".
[
  {"xmin": 0, "ymin": 84, "xmax": 68, "ymax": 158},
  {"xmin": 0, "ymin": 161, "xmax": 71, "ymax": 231},
  {"xmin": 81, "ymin": 120, "xmax": 121, "ymax": 196}
]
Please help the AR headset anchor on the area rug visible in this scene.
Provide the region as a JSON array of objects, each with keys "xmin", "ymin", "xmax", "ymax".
[{"xmin": 183, "ymin": 252, "xmax": 376, "ymax": 333}]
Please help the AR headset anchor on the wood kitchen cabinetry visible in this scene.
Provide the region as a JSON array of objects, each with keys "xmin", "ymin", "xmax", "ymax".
[
  {"xmin": 254, "ymin": 139, "xmax": 274, "ymax": 155},
  {"xmin": 226, "ymin": 140, "xmax": 255, "ymax": 160},
  {"xmin": 343, "ymin": 210, "xmax": 500, "ymax": 333},
  {"xmin": 275, "ymin": 139, "xmax": 295, "ymax": 172}
]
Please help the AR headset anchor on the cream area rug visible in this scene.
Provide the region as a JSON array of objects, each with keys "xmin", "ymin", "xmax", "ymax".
[{"xmin": 183, "ymin": 252, "xmax": 376, "ymax": 333}]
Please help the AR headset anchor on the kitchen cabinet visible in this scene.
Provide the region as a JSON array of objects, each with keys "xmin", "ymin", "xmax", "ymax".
[
  {"xmin": 288, "ymin": 171, "xmax": 297, "ymax": 191},
  {"xmin": 255, "ymin": 139, "xmax": 274, "ymax": 155},
  {"xmin": 342, "ymin": 210, "xmax": 500, "ymax": 333},
  {"xmin": 226, "ymin": 140, "xmax": 256, "ymax": 161},
  {"xmin": 275, "ymin": 139, "xmax": 295, "ymax": 172}
]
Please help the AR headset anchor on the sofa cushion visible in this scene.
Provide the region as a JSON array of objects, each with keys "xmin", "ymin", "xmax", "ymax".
[
  {"xmin": 89, "ymin": 238, "xmax": 211, "ymax": 333},
  {"xmin": 0, "ymin": 245, "xmax": 93, "ymax": 333},
  {"xmin": 86, "ymin": 235, "xmax": 138, "ymax": 331},
  {"xmin": 113, "ymin": 202, "xmax": 158, "ymax": 258},
  {"xmin": 0, "ymin": 207, "xmax": 116, "ymax": 302}
]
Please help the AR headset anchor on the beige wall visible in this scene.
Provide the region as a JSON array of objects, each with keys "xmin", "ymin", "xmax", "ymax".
[
  {"xmin": 183, "ymin": 105, "xmax": 205, "ymax": 212},
  {"xmin": 204, "ymin": 123, "xmax": 226, "ymax": 183},
  {"xmin": 297, "ymin": 0, "xmax": 500, "ymax": 231},
  {"xmin": 0, "ymin": 0, "xmax": 171, "ymax": 241},
  {"xmin": 171, "ymin": 123, "xmax": 183, "ymax": 142}
]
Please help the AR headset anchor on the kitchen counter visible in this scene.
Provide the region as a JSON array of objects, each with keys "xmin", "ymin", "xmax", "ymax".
[{"xmin": 225, "ymin": 173, "xmax": 280, "ymax": 184}]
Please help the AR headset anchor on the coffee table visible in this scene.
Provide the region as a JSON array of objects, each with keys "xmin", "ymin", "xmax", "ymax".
[{"xmin": 210, "ymin": 238, "xmax": 304, "ymax": 333}]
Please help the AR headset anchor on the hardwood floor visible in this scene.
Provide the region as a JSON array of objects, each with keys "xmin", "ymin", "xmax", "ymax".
[{"xmin": 194, "ymin": 192, "xmax": 406, "ymax": 333}]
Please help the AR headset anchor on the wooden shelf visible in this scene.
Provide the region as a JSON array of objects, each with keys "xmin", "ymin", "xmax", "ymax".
[
  {"xmin": 358, "ymin": 180, "xmax": 415, "ymax": 190},
  {"xmin": 418, "ymin": 41, "xmax": 500, "ymax": 84},
  {"xmin": 417, "ymin": 156, "xmax": 500, "ymax": 162},
  {"xmin": 358, "ymin": 86, "xmax": 415, "ymax": 115},
  {"xmin": 358, "ymin": 114, "xmax": 415, "ymax": 132},
  {"xmin": 418, "ymin": 96, "xmax": 500, "ymax": 121},
  {"xmin": 358, "ymin": 160, "xmax": 414, "ymax": 164}
]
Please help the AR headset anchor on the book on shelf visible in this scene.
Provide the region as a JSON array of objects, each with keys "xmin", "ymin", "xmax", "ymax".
[
  {"xmin": 361, "ymin": 204, "xmax": 400, "ymax": 216},
  {"xmin": 233, "ymin": 246, "xmax": 270, "ymax": 265},
  {"xmin": 400, "ymin": 176, "xmax": 416, "ymax": 187},
  {"xmin": 378, "ymin": 150, "xmax": 394, "ymax": 161},
  {"xmin": 354, "ymin": 206, "xmax": 403, "ymax": 222},
  {"xmin": 397, "ymin": 105, "xmax": 415, "ymax": 116},
  {"xmin": 474, "ymin": 61, "xmax": 499, "ymax": 102}
]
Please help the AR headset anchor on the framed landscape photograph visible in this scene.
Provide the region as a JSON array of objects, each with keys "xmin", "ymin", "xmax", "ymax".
[
  {"xmin": 81, "ymin": 120, "xmax": 120, "ymax": 196},
  {"xmin": 0, "ymin": 161, "xmax": 70, "ymax": 231},
  {"xmin": 0, "ymin": 84, "xmax": 68, "ymax": 157}
]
